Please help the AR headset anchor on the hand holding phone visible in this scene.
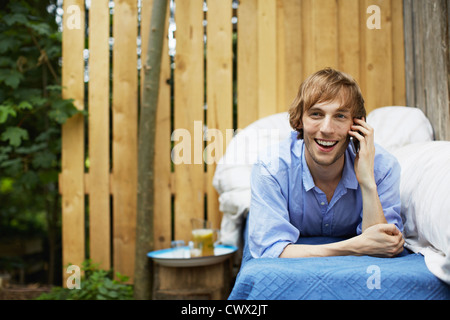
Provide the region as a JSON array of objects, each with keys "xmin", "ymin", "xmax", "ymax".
[{"xmin": 350, "ymin": 117, "xmax": 377, "ymax": 189}]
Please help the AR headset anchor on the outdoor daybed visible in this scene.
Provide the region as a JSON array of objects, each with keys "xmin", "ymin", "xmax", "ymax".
[{"xmin": 213, "ymin": 107, "xmax": 450, "ymax": 300}]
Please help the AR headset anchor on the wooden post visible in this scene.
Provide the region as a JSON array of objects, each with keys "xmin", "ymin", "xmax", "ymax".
[
  {"xmin": 134, "ymin": 0, "xmax": 169, "ymax": 300},
  {"xmin": 141, "ymin": 1, "xmax": 172, "ymax": 252}
]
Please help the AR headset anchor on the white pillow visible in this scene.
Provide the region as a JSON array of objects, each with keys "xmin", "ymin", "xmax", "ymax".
[
  {"xmin": 392, "ymin": 141, "xmax": 450, "ymax": 284},
  {"xmin": 212, "ymin": 112, "xmax": 293, "ymax": 246},
  {"xmin": 367, "ymin": 106, "xmax": 434, "ymax": 153}
]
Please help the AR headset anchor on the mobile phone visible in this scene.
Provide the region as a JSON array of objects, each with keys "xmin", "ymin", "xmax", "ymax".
[
  {"xmin": 350, "ymin": 136, "xmax": 360, "ymax": 154},
  {"xmin": 350, "ymin": 118, "xmax": 364, "ymax": 154}
]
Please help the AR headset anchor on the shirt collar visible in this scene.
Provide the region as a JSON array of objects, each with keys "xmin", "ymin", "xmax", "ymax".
[
  {"xmin": 300, "ymin": 141, "xmax": 359, "ymax": 191},
  {"xmin": 301, "ymin": 142, "xmax": 316, "ymax": 191}
]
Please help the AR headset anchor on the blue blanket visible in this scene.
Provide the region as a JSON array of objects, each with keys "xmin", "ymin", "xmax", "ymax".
[{"xmin": 229, "ymin": 236, "xmax": 450, "ymax": 300}]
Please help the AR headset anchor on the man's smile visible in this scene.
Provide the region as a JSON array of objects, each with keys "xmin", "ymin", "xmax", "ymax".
[{"xmin": 314, "ymin": 138, "xmax": 339, "ymax": 152}]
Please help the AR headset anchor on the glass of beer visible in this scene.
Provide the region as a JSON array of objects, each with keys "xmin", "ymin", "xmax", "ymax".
[{"xmin": 190, "ymin": 218, "xmax": 220, "ymax": 257}]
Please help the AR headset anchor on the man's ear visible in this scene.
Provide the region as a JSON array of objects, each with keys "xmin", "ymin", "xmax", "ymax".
[{"xmin": 296, "ymin": 125, "xmax": 304, "ymax": 140}]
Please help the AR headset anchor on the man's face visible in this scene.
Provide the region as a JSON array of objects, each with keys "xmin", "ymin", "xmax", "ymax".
[{"xmin": 302, "ymin": 100, "xmax": 353, "ymax": 167}]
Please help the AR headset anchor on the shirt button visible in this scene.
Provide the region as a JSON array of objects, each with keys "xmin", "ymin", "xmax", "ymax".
[
  {"xmin": 320, "ymin": 202, "xmax": 326, "ymax": 205},
  {"xmin": 325, "ymin": 224, "xmax": 329, "ymax": 227}
]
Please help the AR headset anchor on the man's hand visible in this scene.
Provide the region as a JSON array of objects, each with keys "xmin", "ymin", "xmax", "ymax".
[
  {"xmin": 355, "ymin": 224, "xmax": 405, "ymax": 257},
  {"xmin": 349, "ymin": 117, "xmax": 376, "ymax": 189}
]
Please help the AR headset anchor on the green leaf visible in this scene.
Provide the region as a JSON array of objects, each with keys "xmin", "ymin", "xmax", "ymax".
[
  {"xmin": 107, "ymin": 290, "xmax": 119, "ymax": 299},
  {"xmin": 15, "ymin": 142, "xmax": 46, "ymax": 154},
  {"xmin": 19, "ymin": 171, "xmax": 39, "ymax": 189},
  {"xmin": 1, "ymin": 126, "xmax": 29, "ymax": 147},
  {"xmin": 35, "ymin": 128, "xmax": 58, "ymax": 142},
  {"xmin": 49, "ymin": 99, "xmax": 85, "ymax": 124},
  {"xmin": 3, "ymin": 13, "xmax": 29, "ymax": 26},
  {"xmin": 28, "ymin": 95, "xmax": 47, "ymax": 107},
  {"xmin": 32, "ymin": 152, "xmax": 56, "ymax": 169},
  {"xmin": 98, "ymin": 286, "xmax": 108, "ymax": 295},
  {"xmin": 0, "ymin": 177, "xmax": 14, "ymax": 193},
  {"xmin": 115, "ymin": 272, "xmax": 130, "ymax": 283},
  {"xmin": 0, "ymin": 105, "xmax": 17, "ymax": 123},
  {"xmin": 0, "ymin": 69, "xmax": 24, "ymax": 89},
  {"xmin": 46, "ymin": 85, "xmax": 62, "ymax": 91},
  {"xmin": 17, "ymin": 101, "xmax": 33, "ymax": 110},
  {"xmin": 0, "ymin": 57, "xmax": 15, "ymax": 68},
  {"xmin": 0, "ymin": 36, "xmax": 21, "ymax": 54},
  {"xmin": 29, "ymin": 22, "xmax": 52, "ymax": 36}
]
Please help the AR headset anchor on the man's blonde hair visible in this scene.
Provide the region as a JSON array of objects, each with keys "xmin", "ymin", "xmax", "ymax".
[{"xmin": 289, "ymin": 68, "xmax": 366, "ymax": 139}]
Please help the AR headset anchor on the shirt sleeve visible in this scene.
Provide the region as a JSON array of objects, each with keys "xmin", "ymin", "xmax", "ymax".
[
  {"xmin": 356, "ymin": 154, "xmax": 404, "ymax": 234},
  {"xmin": 248, "ymin": 161, "xmax": 300, "ymax": 258}
]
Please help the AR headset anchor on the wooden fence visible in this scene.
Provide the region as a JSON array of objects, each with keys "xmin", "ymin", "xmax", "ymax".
[{"xmin": 60, "ymin": 0, "xmax": 406, "ymax": 283}]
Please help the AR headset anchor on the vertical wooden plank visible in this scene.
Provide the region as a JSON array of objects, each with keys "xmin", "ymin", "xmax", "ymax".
[
  {"xmin": 422, "ymin": 0, "xmax": 449, "ymax": 141},
  {"xmin": 358, "ymin": 0, "xmax": 368, "ymax": 101},
  {"xmin": 276, "ymin": 0, "xmax": 286, "ymax": 111},
  {"xmin": 403, "ymin": 0, "xmax": 415, "ymax": 107},
  {"xmin": 112, "ymin": 0, "xmax": 138, "ymax": 281},
  {"xmin": 141, "ymin": 0, "xmax": 172, "ymax": 250},
  {"xmin": 174, "ymin": 0, "xmax": 204, "ymax": 243},
  {"xmin": 391, "ymin": 0, "xmax": 406, "ymax": 106},
  {"xmin": 411, "ymin": 0, "xmax": 426, "ymax": 113},
  {"xmin": 312, "ymin": 0, "xmax": 338, "ymax": 71},
  {"xmin": 88, "ymin": 0, "xmax": 110, "ymax": 270},
  {"xmin": 206, "ymin": 0, "xmax": 233, "ymax": 229},
  {"xmin": 277, "ymin": 0, "xmax": 302, "ymax": 110},
  {"xmin": 61, "ymin": 0, "xmax": 85, "ymax": 285},
  {"xmin": 338, "ymin": 0, "xmax": 361, "ymax": 83},
  {"xmin": 258, "ymin": 0, "xmax": 277, "ymax": 118},
  {"xmin": 301, "ymin": 0, "xmax": 314, "ymax": 79},
  {"xmin": 437, "ymin": 0, "xmax": 449, "ymax": 141},
  {"xmin": 361, "ymin": 0, "xmax": 393, "ymax": 113},
  {"xmin": 237, "ymin": 0, "xmax": 258, "ymax": 128}
]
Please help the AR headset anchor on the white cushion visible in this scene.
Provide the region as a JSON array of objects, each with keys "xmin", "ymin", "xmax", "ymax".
[
  {"xmin": 367, "ymin": 106, "xmax": 434, "ymax": 153},
  {"xmin": 392, "ymin": 141, "xmax": 450, "ymax": 284}
]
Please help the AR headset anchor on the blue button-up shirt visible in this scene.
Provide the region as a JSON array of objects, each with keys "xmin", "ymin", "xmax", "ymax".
[{"xmin": 248, "ymin": 131, "xmax": 403, "ymax": 258}]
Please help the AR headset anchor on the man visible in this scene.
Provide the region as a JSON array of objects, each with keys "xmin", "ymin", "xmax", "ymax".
[{"xmin": 248, "ymin": 68, "xmax": 404, "ymax": 259}]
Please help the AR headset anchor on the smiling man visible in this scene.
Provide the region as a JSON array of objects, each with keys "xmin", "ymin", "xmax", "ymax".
[{"xmin": 248, "ymin": 68, "xmax": 404, "ymax": 259}]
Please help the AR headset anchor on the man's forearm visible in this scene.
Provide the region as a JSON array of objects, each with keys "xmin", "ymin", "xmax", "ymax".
[
  {"xmin": 360, "ymin": 182, "xmax": 387, "ymax": 232},
  {"xmin": 279, "ymin": 224, "xmax": 404, "ymax": 258},
  {"xmin": 279, "ymin": 237, "xmax": 362, "ymax": 258}
]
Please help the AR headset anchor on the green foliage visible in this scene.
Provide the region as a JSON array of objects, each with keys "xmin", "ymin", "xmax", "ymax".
[
  {"xmin": 0, "ymin": 0, "xmax": 85, "ymax": 241},
  {"xmin": 36, "ymin": 260, "xmax": 134, "ymax": 300}
]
